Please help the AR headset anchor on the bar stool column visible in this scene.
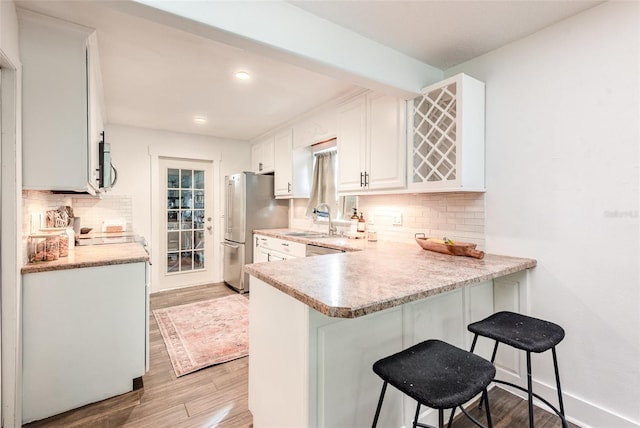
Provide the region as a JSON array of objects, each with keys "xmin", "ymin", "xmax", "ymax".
[{"xmin": 468, "ymin": 311, "xmax": 567, "ymax": 428}]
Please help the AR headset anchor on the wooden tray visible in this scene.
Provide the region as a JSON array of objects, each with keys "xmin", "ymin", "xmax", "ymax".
[{"xmin": 415, "ymin": 233, "xmax": 485, "ymax": 259}]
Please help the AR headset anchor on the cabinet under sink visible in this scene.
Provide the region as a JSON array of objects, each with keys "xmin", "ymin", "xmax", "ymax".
[{"xmin": 305, "ymin": 244, "xmax": 344, "ymax": 257}]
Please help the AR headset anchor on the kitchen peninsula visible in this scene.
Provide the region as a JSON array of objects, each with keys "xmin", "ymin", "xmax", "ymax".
[{"xmin": 245, "ymin": 230, "xmax": 536, "ymax": 428}]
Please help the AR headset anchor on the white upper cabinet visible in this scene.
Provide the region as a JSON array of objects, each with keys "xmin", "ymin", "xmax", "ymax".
[
  {"xmin": 20, "ymin": 11, "xmax": 103, "ymax": 193},
  {"xmin": 367, "ymin": 93, "xmax": 407, "ymax": 190},
  {"xmin": 336, "ymin": 96, "xmax": 366, "ymax": 191},
  {"xmin": 274, "ymin": 130, "xmax": 293, "ymax": 196},
  {"xmin": 274, "ymin": 129, "xmax": 312, "ymax": 199},
  {"xmin": 252, "ymin": 136, "xmax": 275, "ymax": 174},
  {"xmin": 337, "ymin": 93, "xmax": 406, "ymax": 193},
  {"xmin": 409, "ymin": 73, "xmax": 485, "ymax": 192},
  {"xmin": 87, "ymin": 32, "xmax": 105, "ymax": 188}
]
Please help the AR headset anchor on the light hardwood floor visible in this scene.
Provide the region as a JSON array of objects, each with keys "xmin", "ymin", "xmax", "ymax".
[
  {"xmin": 24, "ymin": 282, "xmax": 251, "ymax": 428},
  {"xmin": 24, "ymin": 282, "xmax": 577, "ymax": 428}
]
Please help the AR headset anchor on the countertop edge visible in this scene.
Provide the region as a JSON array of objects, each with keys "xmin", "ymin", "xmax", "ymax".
[
  {"xmin": 21, "ymin": 256, "xmax": 149, "ymax": 274},
  {"xmin": 21, "ymin": 243, "xmax": 150, "ymax": 274},
  {"xmin": 245, "ymin": 257, "xmax": 536, "ymax": 318}
]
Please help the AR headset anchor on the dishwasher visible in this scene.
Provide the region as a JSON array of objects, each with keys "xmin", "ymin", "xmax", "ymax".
[{"xmin": 306, "ymin": 244, "xmax": 344, "ymax": 257}]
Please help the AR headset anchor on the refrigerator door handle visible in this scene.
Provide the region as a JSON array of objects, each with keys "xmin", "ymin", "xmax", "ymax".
[
  {"xmin": 226, "ymin": 180, "xmax": 233, "ymax": 234},
  {"xmin": 221, "ymin": 241, "xmax": 239, "ymax": 249}
]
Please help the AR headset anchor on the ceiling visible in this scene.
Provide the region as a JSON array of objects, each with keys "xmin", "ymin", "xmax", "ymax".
[{"xmin": 15, "ymin": 0, "xmax": 601, "ymax": 142}]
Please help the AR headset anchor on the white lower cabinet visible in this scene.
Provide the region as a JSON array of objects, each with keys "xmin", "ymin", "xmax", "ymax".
[
  {"xmin": 249, "ymin": 275, "xmax": 526, "ymax": 428},
  {"xmin": 22, "ymin": 262, "xmax": 147, "ymax": 423},
  {"xmin": 253, "ymin": 234, "xmax": 306, "ymax": 261}
]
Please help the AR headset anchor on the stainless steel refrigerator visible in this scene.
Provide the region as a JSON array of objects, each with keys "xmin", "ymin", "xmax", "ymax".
[{"xmin": 222, "ymin": 172, "xmax": 289, "ymax": 293}]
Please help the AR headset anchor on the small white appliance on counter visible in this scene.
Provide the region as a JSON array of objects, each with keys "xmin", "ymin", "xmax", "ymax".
[{"xmin": 222, "ymin": 172, "xmax": 288, "ymax": 293}]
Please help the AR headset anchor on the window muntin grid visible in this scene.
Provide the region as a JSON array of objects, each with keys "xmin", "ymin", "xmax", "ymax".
[{"xmin": 166, "ymin": 168, "xmax": 205, "ymax": 273}]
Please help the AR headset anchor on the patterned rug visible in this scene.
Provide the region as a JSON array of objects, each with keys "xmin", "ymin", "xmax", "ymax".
[{"xmin": 153, "ymin": 294, "xmax": 249, "ymax": 377}]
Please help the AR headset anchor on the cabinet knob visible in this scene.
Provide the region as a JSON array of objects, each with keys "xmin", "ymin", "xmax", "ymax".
[{"xmin": 288, "ymin": 182, "xmax": 292, "ymax": 193}]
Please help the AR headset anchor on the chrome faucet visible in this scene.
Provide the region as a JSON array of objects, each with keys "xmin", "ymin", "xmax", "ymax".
[{"xmin": 315, "ymin": 203, "xmax": 337, "ymax": 236}]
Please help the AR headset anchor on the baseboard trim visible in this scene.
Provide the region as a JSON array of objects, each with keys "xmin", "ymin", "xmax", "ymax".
[{"xmin": 497, "ymin": 379, "xmax": 640, "ymax": 428}]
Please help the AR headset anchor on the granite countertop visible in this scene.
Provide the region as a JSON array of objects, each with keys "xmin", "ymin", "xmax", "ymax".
[
  {"xmin": 21, "ymin": 242, "xmax": 149, "ymax": 274},
  {"xmin": 246, "ymin": 230, "xmax": 536, "ymax": 318}
]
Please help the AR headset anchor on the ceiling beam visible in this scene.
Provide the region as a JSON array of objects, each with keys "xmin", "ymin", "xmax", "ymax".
[{"xmin": 110, "ymin": 0, "xmax": 443, "ymax": 99}]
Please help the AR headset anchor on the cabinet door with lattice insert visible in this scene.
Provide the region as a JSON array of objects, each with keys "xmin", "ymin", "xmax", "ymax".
[{"xmin": 409, "ymin": 73, "xmax": 485, "ymax": 192}]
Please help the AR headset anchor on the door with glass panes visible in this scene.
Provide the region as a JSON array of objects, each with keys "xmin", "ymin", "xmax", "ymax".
[{"xmin": 159, "ymin": 157, "xmax": 214, "ymax": 291}]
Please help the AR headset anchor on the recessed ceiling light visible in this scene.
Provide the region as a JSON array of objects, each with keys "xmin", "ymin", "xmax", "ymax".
[
  {"xmin": 193, "ymin": 116, "xmax": 207, "ymax": 125},
  {"xmin": 235, "ymin": 71, "xmax": 251, "ymax": 80}
]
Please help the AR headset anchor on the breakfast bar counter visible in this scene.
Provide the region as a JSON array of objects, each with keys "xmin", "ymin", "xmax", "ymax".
[
  {"xmin": 244, "ymin": 237, "xmax": 535, "ymax": 318},
  {"xmin": 245, "ymin": 231, "xmax": 537, "ymax": 428}
]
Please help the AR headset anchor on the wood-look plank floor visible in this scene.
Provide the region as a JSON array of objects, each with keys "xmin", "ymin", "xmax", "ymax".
[
  {"xmin": 451, "ymin": 387, "xmax": 579, "ymax": 428},
  {"xmin": 24, "ymin": 282, "xmax": 252, "ymax": 428},
  {"xmin": 24, "ymin": 282, "xmax": 578, "ymax": 428}
]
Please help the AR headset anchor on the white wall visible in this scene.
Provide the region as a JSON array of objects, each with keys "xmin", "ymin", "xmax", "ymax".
[
  {"xmin": 448, "ymin": 2, "xmax": 639, "ymax": 426},
  {"xmin": 104, "ymin": 124, "xmax": 251, "ymax": 291}
]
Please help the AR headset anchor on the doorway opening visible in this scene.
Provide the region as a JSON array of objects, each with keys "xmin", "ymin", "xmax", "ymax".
[{"xmin": 157, "ymin": 157, "xmax": 214, "ymax": 291}]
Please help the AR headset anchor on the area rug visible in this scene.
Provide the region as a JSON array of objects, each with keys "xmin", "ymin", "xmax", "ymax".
[{"xmin": 153, "ymin": 294, "xmax": 249, "ymax": 377}]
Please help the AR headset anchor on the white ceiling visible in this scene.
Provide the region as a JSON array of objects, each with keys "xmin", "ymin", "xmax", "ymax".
[{"xmin": 15, "ymin": 0, "xmax": 602, "ymax": 142}]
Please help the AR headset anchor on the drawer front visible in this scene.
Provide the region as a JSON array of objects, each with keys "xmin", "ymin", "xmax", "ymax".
[{"xmin": 254, "ymin": 234, "xmax": 306, "ymax": 258}]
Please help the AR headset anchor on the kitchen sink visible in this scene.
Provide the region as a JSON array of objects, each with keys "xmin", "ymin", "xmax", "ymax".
[{"xmin": 283, "ymin": 231, "xmax": 329, "ymax": 238}]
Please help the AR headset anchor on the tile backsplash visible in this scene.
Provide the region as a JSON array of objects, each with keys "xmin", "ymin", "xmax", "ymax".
[
  {"xmin": 72, "ymin": 195, "xmax": 133, "ymax": 233},
  {"xmin": 292, "ymin": 192, "xmax": 485, "ymax": 249},
  {"xmin": 22, "ymin": 191, "xmax": 133, "ymax": 235}
]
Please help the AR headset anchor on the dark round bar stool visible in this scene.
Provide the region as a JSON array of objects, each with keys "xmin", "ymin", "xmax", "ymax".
[
  {"xmin": 468, "ymin": 311, "xmax": 567, "ymax": 428},
  {"xmin": 372, "ymin": 339, "xmax": 495, "ymax": 428}
]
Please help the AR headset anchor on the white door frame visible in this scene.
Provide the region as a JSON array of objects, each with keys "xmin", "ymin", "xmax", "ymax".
[
  {"xmin": 1, "ymin": 59, "xmax": 22, "ymax": 425},
  {"xmin": 157, "ymin": 157, "xmax": 214, "ymax": 291},
  {"xmin": 149, "ymin": 146, "xmax": 222, "ymax": 294}
]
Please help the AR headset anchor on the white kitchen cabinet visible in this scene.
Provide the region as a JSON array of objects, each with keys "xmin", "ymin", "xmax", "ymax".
[
  {"xmin": 254, "ymin": 245, "xmax": 270, "ymax": 263},
  {"xmin": 266, "ymin": 249, "xmax": 297, "ymax": 261},
  {"xmin": 22, "ymin": 262, "xmax": 147, "ymax": 423},
  {"xmin": 19, "ymin": 10, "xmax": 104, "ymax": 193},
  {"xmin": 253, "ymin": 235, "xmax": 270, "ymax": 263},
  {"xmin": 337, "ymin": 93, "xmax": 406, "ymax": 194},
  {"xmin": 251, "ymin": 136, "xmax": 275, "ymax": 174},
  {"xmin": 254, "ymin": 234, "xmax": 306, "ymax": 260},
  {"xmin": 87, "ymin": 32, "xmax": 105, "ymax": 185},
  {"xmin": 274, "ymin": 128, "xmax": 313, "ymax": 198},
  {"xmin": 408, "ymin": 73, "xmax": 485, "ymax": 192}
]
